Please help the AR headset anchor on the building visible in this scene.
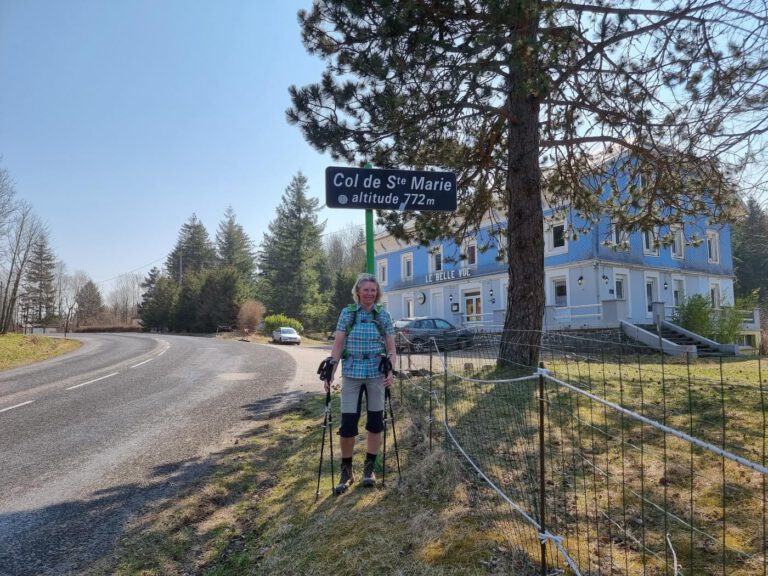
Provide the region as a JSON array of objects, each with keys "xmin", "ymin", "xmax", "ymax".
[{"xmin": 374, "ymin": 162, "xmax": 739, "ymax": 336}]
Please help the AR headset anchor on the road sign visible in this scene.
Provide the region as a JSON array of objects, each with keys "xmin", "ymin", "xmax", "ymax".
[{"xmin": 325, "ymin": 166, "xmax": 457, "ymax": 212}]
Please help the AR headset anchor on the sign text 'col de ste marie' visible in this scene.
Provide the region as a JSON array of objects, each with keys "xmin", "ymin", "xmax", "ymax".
[{"xmin": 325, "ymin": 166, "xmax": 457, "ymax": 212}]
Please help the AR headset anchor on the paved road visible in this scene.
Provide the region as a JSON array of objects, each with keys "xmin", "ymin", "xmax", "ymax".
[{"xmin": 0, "ymin": 333, "xmax": 328, "ymax": 576}]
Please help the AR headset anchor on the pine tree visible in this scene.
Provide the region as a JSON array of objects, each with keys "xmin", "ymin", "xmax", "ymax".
[
  {"xmin": 289, "ymin": 1, "xmax": 768, "ymax": 365},
  {"xmin": 75, "ymin": 280, "xmax": 104, "ymax": 326},
  {"xmin": 215, "ymin": 207, "xmax": 257, "ymax": 285},
  {"xmin": 195, "ymin": 267, "xmax": 248, "ymax": 332},
  {"xmin": 258, "ymin": 172, "xmax": 328, "ymax": 328},
  {"xmin": 138, "ymin": 267, "xmax": 179, "ymax": 332},
  {"xmin": 733, "ymin": 198, "xmax": 768, "ymax": 303},
  {"xmin": 21, "ymin": 232, "xmax": 57, "ymax": 325},
  {"xmin": 165, "ymin": 214, "xmax": 217, "ymax": 285}
]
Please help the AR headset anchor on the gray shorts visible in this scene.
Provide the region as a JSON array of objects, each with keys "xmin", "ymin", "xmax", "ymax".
[{"xmin": 340, "ymin": 375, "xmax": 385, "ymax": 413}]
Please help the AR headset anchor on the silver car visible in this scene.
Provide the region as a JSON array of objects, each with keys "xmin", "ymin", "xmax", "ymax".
[
  {"xmin": 393, "ymin": 317, "xmax": 474, "ymax": 353},
  {"xmin": 272, "ymin": 326, "xmax": 301, "ymax": 345}
]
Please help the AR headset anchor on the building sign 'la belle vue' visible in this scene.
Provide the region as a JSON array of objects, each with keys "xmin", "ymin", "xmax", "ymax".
[{"xmin": 425, "ymin": 268, "xmax": 472, "ymax": 284}]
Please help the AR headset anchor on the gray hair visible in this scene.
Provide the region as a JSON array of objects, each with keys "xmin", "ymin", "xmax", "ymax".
[{"xmin": 351, "ymin": 273, "xmax": 382, "ymax": 304}]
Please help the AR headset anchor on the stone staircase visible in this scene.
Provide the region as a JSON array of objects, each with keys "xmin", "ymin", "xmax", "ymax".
[{"xmin": 639, "ymin": 323, "xmax": 724, "ymax": 357}]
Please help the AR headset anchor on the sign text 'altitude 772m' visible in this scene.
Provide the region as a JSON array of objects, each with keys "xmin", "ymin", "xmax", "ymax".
[{"xmin": 325, "ymin": 166, "xmax": 457, "ymax": 212}]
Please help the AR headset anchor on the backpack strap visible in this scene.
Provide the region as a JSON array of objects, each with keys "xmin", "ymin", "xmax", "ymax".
[
  {"xmin": 342, "ymin": 303, "xmax": 388, "ymax": 359},
  {"xmin": 344, "ymin": 304, "xmax": 358, "ymax": 334}
]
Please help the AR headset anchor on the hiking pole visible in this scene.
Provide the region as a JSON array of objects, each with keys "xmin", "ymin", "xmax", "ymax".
[
  {"xmin": 315, "ymin": 390, "xmax": 334, "ymax": 499},
  {"xmin": 315, "ymin": 358, "xmax": 336, "ymax": 499},
  {"xmin": 386, "ymin": 387, "xmax": 402, "ymax": 483},
  {"xmin": 379, "ymin": 354, "xmax": 402, "ymax": 485}
]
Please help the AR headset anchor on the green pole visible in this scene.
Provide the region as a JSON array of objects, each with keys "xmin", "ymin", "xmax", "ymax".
[
  {"xmin": 364, "ymin": 162, "xmax": 374, "ymax": 274},
  {"xmin": 366, "ymin": 209, "xmax": 374, "ymax": 274}
]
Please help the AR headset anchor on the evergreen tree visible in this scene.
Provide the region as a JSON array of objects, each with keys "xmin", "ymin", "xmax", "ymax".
[
  {"xmin": 21, "ymin": 232, "xmax": 57, "ymax": 324},
  {"xmin": 733, "ymin": 198, "xmax": 768, "ymax": 303},
  {"xmin": 258, "ymin": 172, "xmax": 328, "ymax": 327},
  {"xmin": 215, "ymin": 206, "xmax": 257, "ymax": 285},
  {"xmin": 165, "ymin": 214, "xmax": 217, "ymax": 285},
  {"xmin": 327, "ymin": 269, "xmax": 358, "ymax": 331},
  {"xmin": 138, "ymin": 267, "xmax": 178, "ymax": 332},
  {"xmin": 75, "ymin": 280, "xmax": 104, "ymax": 326},
  {"xmin": 289, "ymin": 1, "xmax": 768, "ymax": 365},
  {"xmin": 172, "ymin": 270, "xmax": 204, "ymax": 332},
  {"xmin": 195, "ymin": 267, "xmax": 248, "ymax": 331}
]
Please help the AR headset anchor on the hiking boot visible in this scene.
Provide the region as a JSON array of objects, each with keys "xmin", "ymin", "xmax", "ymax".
[
  {"xmin": 362, "ymin": 458, "xmax": 377, "ymax": 487},
  {"xmin": 335, "ymin": 462, "xmax": 354, "ymax": 494}
]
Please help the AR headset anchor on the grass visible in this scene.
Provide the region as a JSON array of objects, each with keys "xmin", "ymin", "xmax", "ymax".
[
  {"xmin": 441, "ymin": 349, "xmax": 768, "ymax": 575},
  {"xmin": 10, "ymin": 332, "xmax": 761, "ymax": 574},
  {"xmin": 0, "ymin": 332, "xmax": 80, "ymax": 370},
  {"xmin": 85, "ymin": 393, "xmax": 539, "ymax": 576}
]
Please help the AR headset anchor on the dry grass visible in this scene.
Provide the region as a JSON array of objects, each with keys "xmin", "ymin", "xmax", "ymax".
[
  {"xmin": 0, "ymin": 333, "xmax": 80, "ymax": 370},
  {"xmin": 443, "ymin": 352, "xmax": 767, "ymax": 575},
  {"xmin": 85, "ymin": 394, "xmax": 538, "ymax": 576}
]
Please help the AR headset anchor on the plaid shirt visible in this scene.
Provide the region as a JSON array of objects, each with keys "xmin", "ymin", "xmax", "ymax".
[{"xmin": 336, "ymin": 304, "xmax": 394, "ymax": 379}]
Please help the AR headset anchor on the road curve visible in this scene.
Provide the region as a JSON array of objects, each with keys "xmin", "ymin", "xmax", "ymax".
[{"xmin": 0, "ymin": 333, "xmax": 327, "ymax": 576}]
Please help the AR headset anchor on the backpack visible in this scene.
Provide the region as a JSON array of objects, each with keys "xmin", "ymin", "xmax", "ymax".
[
  {"xmin": 342, "ymin": 304, "xmax": 387, "ymax": 360},
  {"xmin": 344, "ymin": 303, "xmax": 387, "ymax": 340}
]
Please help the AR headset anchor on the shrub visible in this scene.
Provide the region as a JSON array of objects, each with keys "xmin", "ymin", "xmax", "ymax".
[
  {"xmin": 673, "ymin": 294, "xmax": 713, "ymax": 338},
  {"xmin": 263, "ymin": 314, "xmax": 303, "ymax": 336},
  {"xmin": 237, "ymin": 300, "xmax": 266, "ymax": 332}
]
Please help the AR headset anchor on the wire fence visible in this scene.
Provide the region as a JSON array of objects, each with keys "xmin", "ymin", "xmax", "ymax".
[{"xmin": 394, "ymin": 328, "xmax": 768, "ymax": 575}]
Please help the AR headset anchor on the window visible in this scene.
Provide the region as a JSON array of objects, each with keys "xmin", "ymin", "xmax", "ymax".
[
  {"xmin": 671, "ymin": 226, "xmax": 685, "ymax": 260},
  {"xmin": 609, "ymin": 221, "xmax": 629, "ymax": 251},
  {"xmin": 404, "ymin": 296, "xmax": 414, "ymax": 318},
  {"xmin": 642, "ymin": 228, "xmax": 659, "ymax": 256},
  {"xmin": 553, "ymin": 279, "xmax": 567, "ymax": 307},
  {"xmin": 377, "ymin": 260, "xmax": 388, "ymax": 286},
  {"xmin": 401, "ymin": 253, "xmax": 413, "ymax": 281},
  {"xmin": 710, "ymin": 283, "xmax": 721, "ymax": 308},
  {"xmin": 545, "ymin": 221, "xmax": 568, "ymax": 255},
  {"xmin": 707, "ymin": 231, "xmax": 720, "ymax": 264},
  {"xmin": 673, "ymin": 279, "xmax": 685, "ymax": 308},
  {"xmin": 614, "ymin": 276, "xmax": 625, "ymax": 300},
  {"xmin": 430, "ymin": 247, "xmax": 443, "ymax": 273},
  {"xmin": 462, "ymin": 239, "xmax": 477, "ymax": 268},
  {"xmin": 464, "ymin": 290, "xmax": 482, "ymax": 322}
]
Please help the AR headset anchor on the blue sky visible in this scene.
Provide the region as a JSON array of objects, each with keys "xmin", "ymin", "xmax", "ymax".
[{"xmin": 0, "ymin": 0, "xmax": 362, "ymax": 293}]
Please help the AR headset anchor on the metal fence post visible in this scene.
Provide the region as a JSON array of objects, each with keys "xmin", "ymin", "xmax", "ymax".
[
  {"xmin": 429, "ymin": 343, "xmax": 433, "ymax": 451},
  {"xmin": 444, "ymin": 346, "xmax": 449, "ymax": 429},
  {"xmin": 539, "ymin": 362, "xmax": 548, "ymax": 576}
]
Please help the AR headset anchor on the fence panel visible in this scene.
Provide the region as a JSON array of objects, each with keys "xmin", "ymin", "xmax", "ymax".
[{"xmin": 396, "ymin": 329, "xmax": 768, "ymax": 575}]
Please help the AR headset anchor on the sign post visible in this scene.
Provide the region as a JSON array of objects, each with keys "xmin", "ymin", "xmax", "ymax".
[
  {"xmin": 363, "ymin": 163, "xmax": 375, "ymax": 274},
  {"xmin": 325, "ymin": 165, "xmax": 458, "ymax": 274}
]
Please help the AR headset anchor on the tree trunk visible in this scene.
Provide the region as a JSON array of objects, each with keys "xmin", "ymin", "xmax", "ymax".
[{"xmin": 500, "ymin": 6, "xmax": 544, "ymax": 368}]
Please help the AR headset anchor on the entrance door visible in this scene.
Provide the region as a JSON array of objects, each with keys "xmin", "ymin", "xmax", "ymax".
[
  {"xmin": 431, "ymin": 291, "xmax": 443, "ymax": 318},
  {"xmin": 464, "ymin": 291, "xmax": 481, "ymax": 322},
  {"xmin": 645, "ymin": 277, "xmax": 658, "ymax": 314}
]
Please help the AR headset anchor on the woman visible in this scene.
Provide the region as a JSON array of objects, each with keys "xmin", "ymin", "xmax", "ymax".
[{"xmin": 325, "ymin": 272, "xmax": 396, "ymax": 493}]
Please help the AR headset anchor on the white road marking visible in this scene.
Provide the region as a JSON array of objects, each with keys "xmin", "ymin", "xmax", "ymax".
[
  {"xmin": 66, "ymin": 372, "xmax": 119, "ymax": 390},
  {"xmin": 130, "ymin": 358, "xmax": 153, "ymax": 368},
  {"xmin": 0, "ymin": 400, "xmax": 35, "ymax": 413}
]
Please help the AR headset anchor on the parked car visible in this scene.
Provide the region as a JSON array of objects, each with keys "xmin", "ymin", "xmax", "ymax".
[
  {"xmin": 272, "ymin": 326, "xmax": 301, "ymax": 345},
  {"xmin": 393, "ymin": 317, "xmax": 474, "ymax": 353}
]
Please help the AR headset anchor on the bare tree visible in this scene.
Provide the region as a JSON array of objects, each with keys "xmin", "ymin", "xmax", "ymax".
[
  {"xmin": 323, "ymin": 225, "xmax": 366, "ymax": 279},
  {"xmin": 107, "ymin": 273, "xmax": 142, "ymax": 325},
  {"xmin": 60, "ymin": 271, "xmax": 89, "ymax": 338},
  {"xmin": 0, "ymin": 201, "xmax": 43, "ymax": 333}
]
